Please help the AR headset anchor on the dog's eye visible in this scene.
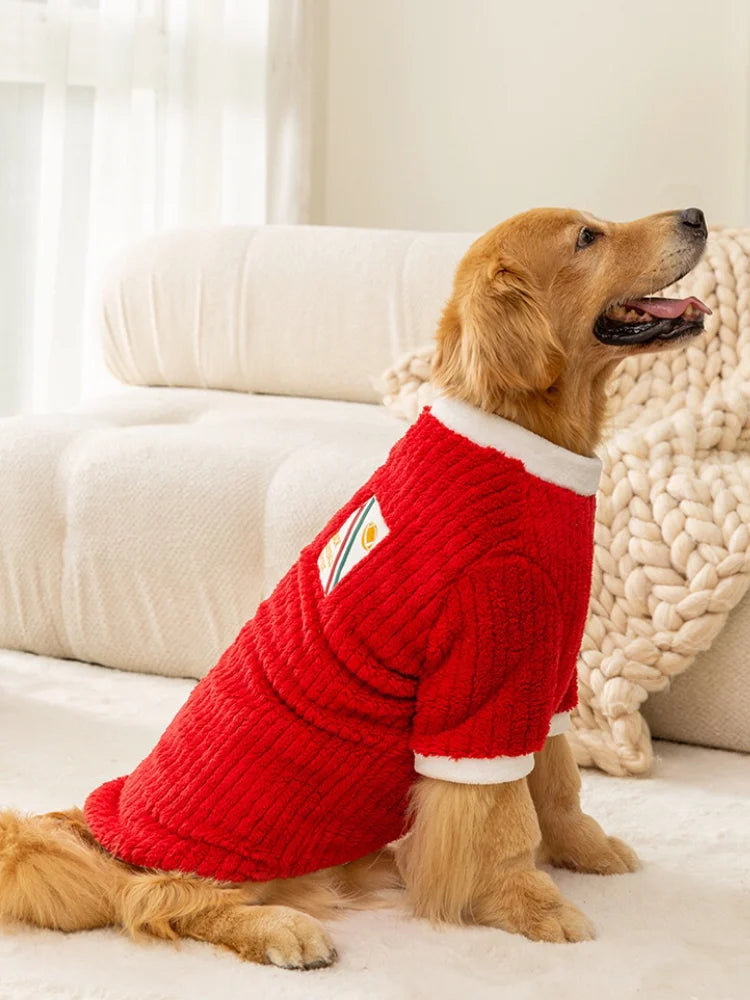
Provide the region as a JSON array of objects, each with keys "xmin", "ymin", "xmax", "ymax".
[{"xmin": 576, "ymin": 226, "xmax": 599, "ymax": 250}]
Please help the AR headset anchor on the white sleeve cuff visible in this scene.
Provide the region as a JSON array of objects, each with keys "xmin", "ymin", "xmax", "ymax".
[
  {"xmin": 413, "ymin": 751, "xmax": 535, "ymax": 784},
  {"xmin": 547, "ymin": 711, "xmax": 572, "ymax": 736},
  {"xmin": 412, "ymin": 712, "xmax": 572, "ymax": 784}
]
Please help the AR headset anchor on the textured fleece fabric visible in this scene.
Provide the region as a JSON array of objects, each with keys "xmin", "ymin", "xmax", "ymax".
[{"xmin": 84, "ymin": 398, "xmax": 601, "ymax": 882}]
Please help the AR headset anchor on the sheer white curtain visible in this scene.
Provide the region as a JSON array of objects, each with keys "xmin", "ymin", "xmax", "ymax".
[
  {"xmin": 266, "ymin": 0, "xmax": 314, "ymax": 224},
  {"xmin": 0, "ymin": 0, "xmax": 269, "ymax": 415}
]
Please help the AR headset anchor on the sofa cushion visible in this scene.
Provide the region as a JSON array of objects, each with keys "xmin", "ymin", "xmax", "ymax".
[
  {"xmin": 0, "ymin": 388, "xmax": 402, "ymax": 678},
  {"xmin": 101, "ymin": 226, "xmax": 475, "ymax": 405}
]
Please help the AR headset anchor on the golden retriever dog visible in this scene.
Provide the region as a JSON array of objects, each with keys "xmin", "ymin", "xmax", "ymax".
[{"xmin": 0, "ymin": 206, "xmax": 709, "ymax": 969}]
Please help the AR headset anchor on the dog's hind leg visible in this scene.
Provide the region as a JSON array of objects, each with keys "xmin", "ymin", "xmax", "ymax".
[
  {"xmin": 0, "ymin": 807, "xmax": 337, "ymax": 969},
  {"xmin": 0, "ymin": 808, "xmax": 125, "ymax": 931},
  {"xmin": 118, "ymin": 869, "xmax": 337, "ymax": 969}
]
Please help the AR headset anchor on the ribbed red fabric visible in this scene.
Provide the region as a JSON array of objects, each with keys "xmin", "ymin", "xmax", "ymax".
[{"xmin": 84, "ymin": 407, "xmax": 596, "ymax": 882}]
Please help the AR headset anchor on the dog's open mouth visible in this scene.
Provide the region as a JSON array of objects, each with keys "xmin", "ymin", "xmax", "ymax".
[{"xmin": 594, "ymin": 296, "xmax": 711, "ymax": 345}]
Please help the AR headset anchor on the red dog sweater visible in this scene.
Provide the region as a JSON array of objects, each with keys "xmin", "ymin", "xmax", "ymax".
[{"xmin": 84, "ymin": 397, "xmax": 601, "ymax": 882}]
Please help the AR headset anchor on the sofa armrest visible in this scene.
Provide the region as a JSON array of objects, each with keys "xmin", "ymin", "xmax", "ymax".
[{"xmin": 101, "ymin": 225, "xmax": 475, "ymax": 405}]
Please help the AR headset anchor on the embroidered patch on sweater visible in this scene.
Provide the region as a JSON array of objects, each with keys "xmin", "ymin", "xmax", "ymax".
[{"xmin": 317, "ymin": 495, "xmax": 389, "ymax": 595}]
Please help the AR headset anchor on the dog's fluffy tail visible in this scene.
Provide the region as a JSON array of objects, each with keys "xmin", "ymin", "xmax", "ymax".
[{"xmin": 0, "ymin": 808, "xmax": 121, "ymax": 931}]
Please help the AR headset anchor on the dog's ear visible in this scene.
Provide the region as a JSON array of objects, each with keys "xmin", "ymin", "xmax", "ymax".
[{"xmin": 433, "ymin": 257, "xmax": 564, "ymax": 410}]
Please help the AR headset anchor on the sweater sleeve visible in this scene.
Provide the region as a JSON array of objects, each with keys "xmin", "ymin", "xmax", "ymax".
[{"xmin": 411, "ymin": 555, "xmax": 567, "ymax": 784}]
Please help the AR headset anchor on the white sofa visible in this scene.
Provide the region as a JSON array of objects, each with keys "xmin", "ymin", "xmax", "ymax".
[
  {"xmin": 0, "ymin": 225, "xmax": 748, "ymax": 1000},
  {"xmin": 0, "ymin": 225, "xmax": 472, "ymax": 678}
]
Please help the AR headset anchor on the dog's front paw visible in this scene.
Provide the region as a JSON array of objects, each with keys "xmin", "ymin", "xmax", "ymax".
[
  {"xmin": 548, "ymin": 834, "xmax": 640, "ymax": 876},
  {"xmin": 489, "ymin": 869, "xmax": 595, "ymax": 943},
  {"xmin": 255, "ymin": 906, "xmax": 337, "ymax": 970},
  {"xmin": 540, "ymin": 813, "xmax": 640, "ymax": 875}
]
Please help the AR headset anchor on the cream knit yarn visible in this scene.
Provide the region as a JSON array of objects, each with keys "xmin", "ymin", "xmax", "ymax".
[{"xmin": 377, "ymin": 228, "xmax": 750, "ymax": 776}]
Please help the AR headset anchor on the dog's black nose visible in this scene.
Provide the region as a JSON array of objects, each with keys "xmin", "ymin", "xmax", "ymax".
[{"xmin": 680, "ymin": 207, "xmax": 707, "ymax": 239}]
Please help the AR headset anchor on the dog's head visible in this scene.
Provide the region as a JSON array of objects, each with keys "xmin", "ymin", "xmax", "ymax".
[{"xmin": 433, "ymin": 207, "xmax": 709, "ymax": 415}]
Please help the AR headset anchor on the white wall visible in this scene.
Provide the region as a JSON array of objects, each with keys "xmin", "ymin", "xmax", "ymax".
[{"xmin": 314, "ymin": 0, "xmax": 750, "ymax": 232}]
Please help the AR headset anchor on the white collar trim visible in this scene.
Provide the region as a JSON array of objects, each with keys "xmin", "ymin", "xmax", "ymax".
[{"xmin": 430, "ymin": 396, "xmax": 602, "ymax": 497}]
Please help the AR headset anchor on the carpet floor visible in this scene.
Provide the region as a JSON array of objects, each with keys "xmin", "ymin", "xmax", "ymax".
[{"xmin": 0, "ymin": 650, "xmax": 748, "ymax": 1000}]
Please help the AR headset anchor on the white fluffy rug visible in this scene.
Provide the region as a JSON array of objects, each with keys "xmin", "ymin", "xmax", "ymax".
[{"xmin": 0, "ymin": 650, "xmax": 748, "ymax": 1000}]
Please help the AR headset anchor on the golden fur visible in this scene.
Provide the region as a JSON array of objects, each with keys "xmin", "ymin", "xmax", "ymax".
[{"xmin": 0, "ymin": 207, "xmax": 706, "ymax": 967}]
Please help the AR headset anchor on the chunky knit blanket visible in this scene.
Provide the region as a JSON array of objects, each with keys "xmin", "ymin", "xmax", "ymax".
[{"xmin": 377, "ymin": 228, "xmax": 750, "ymax": 776}]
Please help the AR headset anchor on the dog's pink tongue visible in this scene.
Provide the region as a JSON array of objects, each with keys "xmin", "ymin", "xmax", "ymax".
[{"xmin": 624, "ymin": 296, "xmax": 712, "ymax": 318}]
